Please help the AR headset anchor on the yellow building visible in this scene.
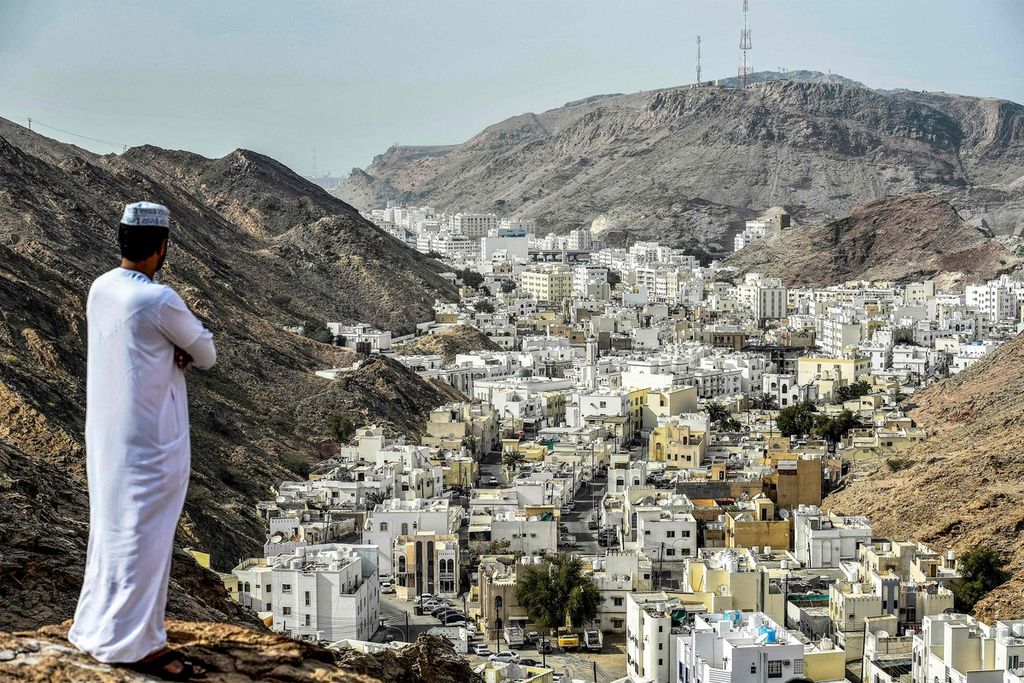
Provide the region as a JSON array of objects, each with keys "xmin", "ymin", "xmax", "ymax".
[
  {"xmin": 520, "ymin": 267, "xmax": 572, "ymax": 303},
  {"xmin": 724, "ymin": 496, "xmax": 791, "ymax": 551},
  {"xmin": 797, "ymin": 356, "xmax": 871, "ymax": 399},
  {"xmin": 648, "ymin": 421, "xmax": 707, "ymax": 468},
  {"xmin": 641, "ymin": 386, "xmax": 698, "ymax": 430},
  {"xmin": 440, "ymin": 456, "xmax": 478, "ymax": 488}
]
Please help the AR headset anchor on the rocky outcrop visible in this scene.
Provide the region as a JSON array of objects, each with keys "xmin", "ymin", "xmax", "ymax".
[
  {"xmin": 336, "ymin": 73, "xmax": 1024, "ymax": 252},
  {"xmin": 722, "ymin": 193, "xmax": 1018, "ymax": 287},
  {"xmin": 0, "ymin": 621, "xmax": 478, "ymax": 682},
  {"xmin": 0, "ymin": 119, "xmax": 459, "ymax": 629},
  {"xmin": 393, "ymin": 325, "xmax": 501, "ymax": 363},
  {"xmin": 826, "ymin": 332, "xmax": 1024, "ymax": 621}
]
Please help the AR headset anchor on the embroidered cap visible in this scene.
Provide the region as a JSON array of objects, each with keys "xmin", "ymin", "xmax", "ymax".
[{"xmin": 120, "ymin": 201, "xmax": 170, "ymax": 228}]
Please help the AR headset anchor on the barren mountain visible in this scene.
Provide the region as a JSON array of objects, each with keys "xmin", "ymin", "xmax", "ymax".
[
  {"xmin": 827, "ymin": 331, "xmax": 1024, "ymax": 621},
  {"xmin": 722, "ymin": 193, "xmax": 1018, "ymax": 287},
  {"xmin": 337, "ymin": 73, "xmax": 1024, "ymax": 253},
  {"xmin": 393, "ymin": 324, "xmax": 501, "ymax": 362},
  {"xmin": 0, "ymin": 117, "xmax": 459, "ymax": 630}
]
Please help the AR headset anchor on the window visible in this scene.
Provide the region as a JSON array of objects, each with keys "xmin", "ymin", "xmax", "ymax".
[
  {"xmin": 401, "ymin": 523, "xmax": 409, "ymax": 535},
  {"xmin": 613, "ymin": 597, "xmax": 624, "ymax": 606},
  {"xmin": 281, "ymin": 584, "xmax": 292, "ymax": 594},
  {"xmin": 379, "ymin": 522, "xmax": 388, "ymax": 532},
  {"xmin": 767, "ymin": 661, "xmax": 783, "ymax": 678},
  {"xmin": 682, "ymin": 530, "xmax": 690, "ymax": 537},
  {"xmin": 666, "ymin": 549, "xmax": 676, "ymax": 557},
  {"xmin": 304, "ymin": 614, "xmax": 311, "ymax": 627},
  {"xmin": 304, "ymin": 591, "xmax": 310, "ymax": 606},
  {"xmin": 666, "ymin": 530, "xmax": 676, "ymax": 538},
  {"xmin": 283, "ymin": 606, "xmax": 292, "ymax": 615}
]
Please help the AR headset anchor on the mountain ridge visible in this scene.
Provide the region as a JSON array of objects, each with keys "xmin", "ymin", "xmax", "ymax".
[
  {"xmin": 0, "ymin": 118, "xmax": 458, "ymax": 629},
  {"xmin": 337, "ymin": 72, "xmax": 1024, "ymax": 252}
]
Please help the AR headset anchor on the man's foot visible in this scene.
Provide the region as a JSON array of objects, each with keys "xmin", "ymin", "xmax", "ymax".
[{"xmin": 127, "ymin": 647, "xmax": 207, "ymax": 680}]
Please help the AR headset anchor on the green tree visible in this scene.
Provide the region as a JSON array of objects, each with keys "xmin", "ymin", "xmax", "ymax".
[
  {"xmin": 752, "ymin": 393, "xmax": 779, "ymax": 410},
  {"xmin": 300, "ymin": 319, "xmax": 334, "ymax": 344},
  {"xmin": 706, "ymin": 402, "xmax": 742, "ymax": 431},
  {"xmin": 814, "ymin": 410, "xmax": 860, "ymax": 453},
  {"xmin": 474, "ymin": 300, "xmax": 496, "ymax": 314},
  {"xmin": 834, "ymin": 380, "xmax": 872, "ymax": 404},
  {"xmin": 326, "ymin": 413, "xmax": 355, "ymax": 443},
  {"xmin": 776, "ymin": 401, "xmax": 818, "ymax": 437},
  {"xmin": 363, "ymin": 488, "xmax": 388, "ymax": 511},
  {"xmin": 456, "ymin": 268, "xmax": 484, "ymax": 289},
  {"xmin": 516, "ymin": 554, "xmax": 602, "ymax": 628},
  {"xmin": 500, "ymin": 279, "xmax": 517, "ymax": 294},
  {"xmin": 502, "ymin": 449, "xmax": 525, "ymax": 473},
  {"xmin": 953, "ymin": 545, "xmax": 1009, "ymax": 613}
]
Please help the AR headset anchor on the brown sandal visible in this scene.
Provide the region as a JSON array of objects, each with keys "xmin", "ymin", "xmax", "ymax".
[{"xmin": 126, "ymin": 647, "xmax": 207, "ymax": 680}]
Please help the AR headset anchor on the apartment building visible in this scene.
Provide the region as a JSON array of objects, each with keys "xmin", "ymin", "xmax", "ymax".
[
  {"xmin": 520, "ymin": 266, "xmax": 573, "ymax": 303},
  {"xmin": 268, "ymin": 544, "xmax": 380, "ymax": 642},
  {"xmin": 393, "ymin": 530, "xmax": 460, "ymax": 600}
]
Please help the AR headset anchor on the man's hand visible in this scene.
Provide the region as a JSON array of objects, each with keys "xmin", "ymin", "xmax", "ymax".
[{"xmin": 174, "ymin": 346, "xmax": 194, "ymax": 372}]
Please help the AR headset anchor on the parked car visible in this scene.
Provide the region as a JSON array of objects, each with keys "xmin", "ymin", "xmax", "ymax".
[
  {"xmin": 415, "ymin": 594, "xmax": 434, "ymax": 605},
  {"xmin": 472, "ymin": 643, "xmax": 492, "ymax": 656},
  {"xmin": 519, "ymin": 658, "xmax": 540, "ymax": 666},
  {"xmin": 587, "ymin": 519, "xmax": 599, "ymax": 530},
  {"xmin": 381, "ymin": 582, "xmax": 395, "ymax": 595},
  {"xmin": 487, "ymin": 476, "xmax": 500, "ymax": 486},
  {"xmin": 489, "ymin": 651, "xmax": 520, "ymax": 664}
]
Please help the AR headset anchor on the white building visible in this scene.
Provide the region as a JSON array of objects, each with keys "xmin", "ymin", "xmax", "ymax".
[
  {"xmin": 269, "ymin": 544, "xmax": 380, "ymax": 642},
  {"xmin": 792, "ymin": 505, "xmax": 872, "ymax": 569}
]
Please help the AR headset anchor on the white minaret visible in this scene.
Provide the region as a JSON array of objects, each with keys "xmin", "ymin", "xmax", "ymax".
[{"xmin": 585, "ymin": 335, "xmax": 599, "ymax": 390}]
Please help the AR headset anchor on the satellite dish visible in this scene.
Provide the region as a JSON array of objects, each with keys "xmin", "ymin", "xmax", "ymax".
[{"xmin": 779, "ymin": 509, "xmax": 790, "ymax": 520}]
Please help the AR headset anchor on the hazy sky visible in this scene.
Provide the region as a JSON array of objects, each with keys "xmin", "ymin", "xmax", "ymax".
[{"xmin": 2, "ymin": 0, "xmax": 1022, "ymax": 177}]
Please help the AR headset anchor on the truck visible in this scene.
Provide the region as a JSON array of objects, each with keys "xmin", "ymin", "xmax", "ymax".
[
  {"xmin": 583, "ymin": 628, "xmax": 603, "ymax": 652},
  {"xmin": 504, "ymin": 623, "xmax": 525, "ymax": 648}
]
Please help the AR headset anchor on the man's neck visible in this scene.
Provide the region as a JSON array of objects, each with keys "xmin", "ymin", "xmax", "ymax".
[{"xmin": 120, "ymin": 259, "xmax": 157, "ymax": 280}]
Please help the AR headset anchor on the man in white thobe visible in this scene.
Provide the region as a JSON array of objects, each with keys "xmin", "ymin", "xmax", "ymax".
[{"xmin": 69, "ymin": 202, "xmax": 215, "ymax": 679}]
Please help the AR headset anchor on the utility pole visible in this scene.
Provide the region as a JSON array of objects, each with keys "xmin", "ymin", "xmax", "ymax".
[
  {"xmin": 658, "ymin": 541, "xmax": 665, "ymax": 589},
  {"xmin": 696, "ymin": 35, "xmax": 702, "ymax": 85},
  {"xmin": 26, "ymin": 118, "xmax": 31, "ymax": 131},
  {"xmin": 593, "ymin": 660, "xmax": 598, "ymax": 683}
]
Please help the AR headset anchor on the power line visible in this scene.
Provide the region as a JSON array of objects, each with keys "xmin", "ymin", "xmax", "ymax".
[{"xmin": 20, "ymin": 117, "xmax": 130, "ymax": 151}]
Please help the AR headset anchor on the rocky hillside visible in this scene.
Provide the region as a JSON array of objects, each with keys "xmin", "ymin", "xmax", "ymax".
[
  {"xmin": 337, "ymin": 73, "xmax": 1024, "ymax": 253},
  {"xmin": 0, "ymin": 117, "xmax": 459, "ymax": 630},
  {"xmin": 722, "ymin": 193, "xmax": 1018, "ymax": 287},
  {"xmin": 393, "ymin": 325, "xmax": 501, "ymax": 363},
  {"xmin": 0, "ymin": 622, "xmax": 479, "ymax": 682},
  {"xmin": 826, "ymin": 332, "xmax": 1024, "ymax": 621}
]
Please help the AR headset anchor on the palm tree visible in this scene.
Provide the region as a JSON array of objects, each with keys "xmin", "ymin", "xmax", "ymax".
[
  {"xmin": 502, "ymin": 449, "xmax": 525, "ymax": 473},
  {"xmin": 753, "ymin": 393, "xmax": 779, "ymax": 411},
  {"xmin": 516, "ymin": 553, "xmax": 602, "ymax": 629},
  {"xmin": 363, "ymin": 488, "xmax": 388, "ymax": 511}
]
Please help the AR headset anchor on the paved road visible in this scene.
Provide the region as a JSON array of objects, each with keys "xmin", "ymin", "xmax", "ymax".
[
  {"xmin": 563, "ymin": 478, "xmax": 607, "ymax": 556},
  {"xmin": 373, "ymin": 594, "xmax": 449, "ymax": 643}
]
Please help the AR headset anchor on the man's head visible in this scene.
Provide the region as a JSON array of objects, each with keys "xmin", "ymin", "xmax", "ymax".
[{"xmin": 118, "ymin": 202, "xmax": 170, "ymax": 274}]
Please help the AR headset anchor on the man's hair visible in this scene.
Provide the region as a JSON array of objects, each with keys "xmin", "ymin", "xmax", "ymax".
[{"xmin": 118, "ymin": 224, "xmax": 169, "ymax": 261}]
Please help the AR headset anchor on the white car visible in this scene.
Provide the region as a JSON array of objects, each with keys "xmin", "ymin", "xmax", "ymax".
[
  {"xmin": 472, "ymin": 643, "xmax": 492, "ymax": 656},
  {"xmin": 380, "ymin": 582, "xmax": 395, "ymax": 595},
  {"xmin": 489, "ymin": 651, "xmax": 520, "ymax": 664}
]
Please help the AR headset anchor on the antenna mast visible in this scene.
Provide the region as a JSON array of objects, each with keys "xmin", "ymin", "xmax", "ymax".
[
  {"xmin": 738, "ymin": 0, "xmax": 752, "ymax": 88},
  {"xmin": 696, "ymin": 35, "xmax": 702, "ymax": 85}
]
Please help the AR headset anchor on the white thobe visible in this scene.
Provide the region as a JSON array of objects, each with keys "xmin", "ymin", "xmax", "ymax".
[{"xmin": 69, "ymin": 267, "xmax": 216, "ymax": 663}]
